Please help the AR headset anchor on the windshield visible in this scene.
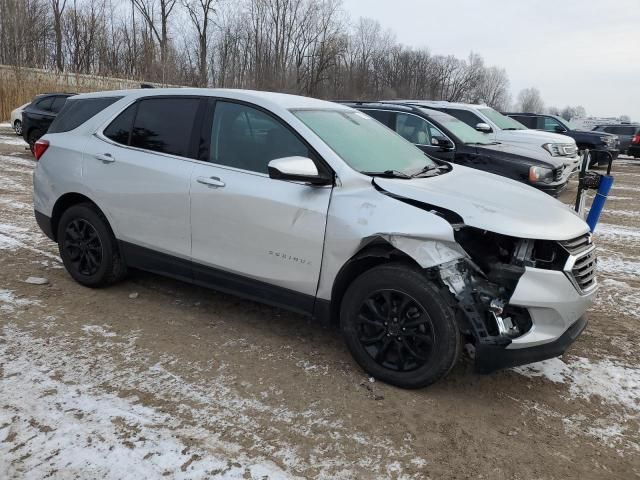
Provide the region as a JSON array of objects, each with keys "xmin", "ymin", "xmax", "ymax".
[
  {"xmin": 426, "ymin": 110, "xmax": 494, "ymax": 145},
  {"xmin": 292, "ymin": 109, "xmax": 436, "ymax": 175},
  {"xmin": 478, "ymin": 107, "xmax": 527, "ymax": 130}
]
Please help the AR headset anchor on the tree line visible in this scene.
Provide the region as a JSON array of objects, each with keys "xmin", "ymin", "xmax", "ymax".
[{"xmin": 0, "ymin": 0, "xmax": 513, "ymax": 109}]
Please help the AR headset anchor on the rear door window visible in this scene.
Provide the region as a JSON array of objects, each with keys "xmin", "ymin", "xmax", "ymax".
[
  {"xmin": 103, "ymin": 103, "xmax": 137, "ymax": 145},
  {"xmin": 130, "ymin": 97, "xmax": 200, "ymax": 157},
  {"xmin": 49, "ymin": 97, "xmax": 122, "ymax": 133},
  {"xmin": 510, "ymin": 115, "xmax": 537, "ymax": 128},
  {"xmin": 209, "ymin": 101, "xmax": 309, "ymax": 174}
]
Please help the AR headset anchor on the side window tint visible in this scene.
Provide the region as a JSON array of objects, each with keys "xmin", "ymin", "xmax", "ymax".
[
  {"xmin": 543, "ymin": 117, "xmax": 564, "ymax": 132},
  {"xmin": 49, "ymin": 97, "xmax": 121, "ymax": 133},
  {"xmin": 362, "ymin": 109, "xmax": 393, "ymax": 128},
  {"xmin": 104, "ymin": 104, "xmax": 137, "ymax": 145},
  {"xmin": 444, "ymin": 109, "xmax": 483, "ymax": 128},
  {"xmin": 51, "ymin": 96, "xmax": 68, "ymax": 113},
  {"xmin": 603, "ymin": 127, "xmax": 617, "ymax": 134},
  {"xmin": 395, "ymin": 113, "xmax": 431, "ymax": 145},
  {"xmin": 210, "ymin": 101, "xmax": 309, "ymax": 174},
  {"xmin": 131, "ymin": 98, "xmax": 200, "ymax": 157},
  {"xmin": 36, "ymin": 97, "xmax": 54, "ymax": 111},
  {"xmin": 622, "ymin": 127, "xmax": 636, "ymax": 135}
]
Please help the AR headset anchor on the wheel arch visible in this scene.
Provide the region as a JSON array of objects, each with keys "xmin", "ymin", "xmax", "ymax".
[
  {"xmin": 327, "ymin": 239, "xmax": 422, "ymax": 326},
  {"xmin": 50, "ymin": 192, "xmax": 114, "ymax": 241}
]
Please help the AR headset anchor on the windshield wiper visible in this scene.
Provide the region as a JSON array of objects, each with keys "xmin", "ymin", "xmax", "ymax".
[
  {"xmin": 502, "ymin": 127, "xmax": 520, "ymax": 131},
  {"xmin": 411, "ymin": 164, "xmax": 449, "ymax": 178},
  {"xmin": 361, "ymin": 169, "xmax": 411, "ymax": 179}
]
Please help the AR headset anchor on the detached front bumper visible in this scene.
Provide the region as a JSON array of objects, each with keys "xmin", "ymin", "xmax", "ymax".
[
  {"xmin": 475, "ymin": 315, "xmax": 587, "ymax": 373},
  {"xmin": 474, "ymin": 265, "xmax": 596, "ymax": 373}
]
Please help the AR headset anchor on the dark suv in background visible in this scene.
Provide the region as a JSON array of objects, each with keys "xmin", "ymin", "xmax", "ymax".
[
  {"xmin": 22, "ymin": 93, "xmax": 76, "ymax": 150},
  {"xmin": 341, "ymin": 102, "xmax": 573, "ymax": 196},
  {"xmin": 592, "ymin": 124, "xmax": 640, "ymax": 156},
  {"xmin": 504, "ymin": 112, "xmax": 619, "ymax": 166}
]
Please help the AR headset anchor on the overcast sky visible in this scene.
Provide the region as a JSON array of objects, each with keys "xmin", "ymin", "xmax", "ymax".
[{"xmin": 342, "ymin": 0, "xmax": 640, "ymax": 120}]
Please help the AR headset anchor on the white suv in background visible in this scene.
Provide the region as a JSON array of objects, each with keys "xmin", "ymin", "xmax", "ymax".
[
  {"xmin": 387, "ymin": 101, "xmax": 581, "ymax": 172},
  {"xmin": 32, "ymin": 88, "xmax": 596, "ymax": 388}
]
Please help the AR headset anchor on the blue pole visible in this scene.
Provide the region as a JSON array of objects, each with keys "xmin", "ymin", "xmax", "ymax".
[{"xmin": 586, "ymin": 175, "xmax": 614, "ymax": 232}]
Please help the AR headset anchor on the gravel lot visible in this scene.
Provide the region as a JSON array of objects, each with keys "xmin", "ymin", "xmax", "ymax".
[{"xmin": 1, "ymin": 122, "xmax": 639, "ymax": 479}]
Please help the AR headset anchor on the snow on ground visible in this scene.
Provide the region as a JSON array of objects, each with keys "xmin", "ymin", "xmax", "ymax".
[
  {"xmin": 0, "ymin": 134, "xmax": 27, "ymax": 146},
  {"xmin": 0, "ymin": 325, "xmax": 297, "ymax": 480}
]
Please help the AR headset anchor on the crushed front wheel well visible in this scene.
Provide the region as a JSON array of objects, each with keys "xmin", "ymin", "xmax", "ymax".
[{"xmin": 328, "ymin": 240, "xmax": 421, "ymax": 325}]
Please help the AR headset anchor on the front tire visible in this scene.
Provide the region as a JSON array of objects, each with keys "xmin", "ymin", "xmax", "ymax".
[
  {"xmin": 57, "ymin": 203, "xmax": 127, "ymax": 287},
  {"xmin": 13, "ymin": 120, "xmax": 22, "ymax": 136},
  {"xmin": 341, "ymin": 263, "xmax": 460, "ymax": 389}
]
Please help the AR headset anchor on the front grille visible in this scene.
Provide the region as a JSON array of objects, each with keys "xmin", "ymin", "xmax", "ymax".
[
  {"xmin": 559, "ymin": 234, "xmax": 597, "ymax": 293},
  {"xmin": 570, "ymin": 250, "xmax": 597, "ymax": 292},
  {"xmin": 559, "ymin": 233, "xmax": 592, "ymax": 255}
]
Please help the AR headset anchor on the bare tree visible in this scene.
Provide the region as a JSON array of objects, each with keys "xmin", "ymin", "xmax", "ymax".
[
  {"xmin": 517, "ymin": 87, "xmax": 544, "ymax": 113},
  {"xmin": 52, "ymin": 0, "xmax": 68, "ymax": 71},
  {"xmin": 183, "ymin": 0, "xmax": 216, "ymax": 86}
]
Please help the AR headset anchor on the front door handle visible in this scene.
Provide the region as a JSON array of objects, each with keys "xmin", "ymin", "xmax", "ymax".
[
  {"xmin": 196, "ymin": 176, "xmax": 225, "ymax": 188},
  {"xmin": 95, "ymin": 153, "xmax": 115, "ymax": 163}
]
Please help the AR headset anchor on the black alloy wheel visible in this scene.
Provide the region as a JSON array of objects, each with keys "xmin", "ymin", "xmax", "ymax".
[
  {"xmin": 62, "ymin": 218, "xmax": 103, "ymax": 276},
  {"xmin": 356, "ymin": 289, "xmax": 435, "ymax": 372}
]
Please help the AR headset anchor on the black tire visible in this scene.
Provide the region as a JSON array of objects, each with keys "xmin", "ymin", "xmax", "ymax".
[
  {"xmin": 27, "ymin": 129, "xmax": 42, "ymax": 154},
  {"xmin": 340, "ymin": 263, "xmax": 460, "ymax": 389},
  {"xmin": 13, "ymin": 120, "xmax": 22, "ymax": 136},
  {"xmin": 57, "ymin": 203, "xmax": 127, "ymax": 287}
]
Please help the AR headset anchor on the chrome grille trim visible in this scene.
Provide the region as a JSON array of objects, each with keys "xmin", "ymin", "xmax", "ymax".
[{"xmin": 562, "ymin": 243, "xmax": 597, "ymax": 294}]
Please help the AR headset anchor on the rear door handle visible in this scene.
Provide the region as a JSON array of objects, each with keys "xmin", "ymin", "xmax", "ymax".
[
  {"xmin": 197, "ymin": 176, "xmax": 225, "ymax": 188},
  {"xmin": 95, "ymin": 153, "xmax": 115, "ymax": 163}
]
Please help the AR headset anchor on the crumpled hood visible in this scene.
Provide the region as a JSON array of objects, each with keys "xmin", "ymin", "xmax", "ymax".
[
  {"xmin": 496, "ymin": 129, "xmax": 576, "ymax": 145},
  {"xmin": 374, "ymin": 165, "xmax": 589, "ymax": 241}
]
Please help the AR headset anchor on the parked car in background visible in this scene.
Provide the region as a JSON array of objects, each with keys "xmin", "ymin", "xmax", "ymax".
[
  {"xmin": 505, "ymin": 112, "xmax": 619, "ymax": 166},
  {"xmin": 627, "ymin": 131, "xmax": 640, "ymax": 158},
  {"xmin": 10, "ymin": 102, "xmax": 30, "ymax": 136},
  {"xmin": 342, "ymin": 101, "xmax": 574, "ymax": 196},
  {"xmin": 22, "ymin": 93, "xmax": 75, "ymax": 150},
  {"xmin": 32, "ymin": 88, "xmax": 596, "ymax": 388},
  {"xmin": 592, "ymin": 124, "xmax": 640, "ymax": 155},
  {"xmin": 385, "ymin": 101, "xmax": 582, "ymax": 173}
]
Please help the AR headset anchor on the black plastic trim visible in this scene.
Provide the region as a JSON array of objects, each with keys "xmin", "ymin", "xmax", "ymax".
[
  {"xmin": 34, "ymin": 210, "xmax": 54, "ymax": 241},
  {"xmin": 474, "ymin": 315, "xmax": 588, "ymax": 374},
  {"xmin": 119, "ymin": 241, "xmax": 320, "ymax": 319}
]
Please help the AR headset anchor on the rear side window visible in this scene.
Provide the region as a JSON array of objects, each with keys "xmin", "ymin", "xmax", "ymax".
[
  {"xmin": 51, "ymin": 96, "xmax": 68, "ymax": 113},
  {"xmin": 510, "ymin": 115, "xmax": 537, "ymax": 129},
  {"xmin": 443, "ymin": 109, "xmax": 483, "ymax": 129},
  {"xmin": 49, "ymin": 97, "xmax": 121, "ymax": 133},
  {"xmin": 104, "ymin": 103, "xmax": 137, "ymax": 145},
  {"xmin": 210, "ymin": 101, "xmax": 309, "ymax": 174},
  {"xmin": 35, "ymin": 97, "xmax": 54, "ymax": 111},
  {"xmin": 131, "ymin": 98, "xmax": 200, "ymax": 157}
]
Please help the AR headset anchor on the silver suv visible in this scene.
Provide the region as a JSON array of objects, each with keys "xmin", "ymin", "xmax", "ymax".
[{"xmin": 32, "ymin": 89, "xmax": 597, "ymax": 388}]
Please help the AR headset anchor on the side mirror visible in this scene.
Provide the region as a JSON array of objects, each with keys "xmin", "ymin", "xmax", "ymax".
[
  {"xmin": 554, "ymin": 125, "xmax": 567, "ymax": 133},
  {"xmin": 431, "ymin": 137, "xmax": 454, "ymax": 149},
  {"xmin": 475, "ymin": 122, "xmax": 492, "ymax": 133},
  {"xmin": 268, "ymin": 156, "xmax": 331, "ymax": 185}
]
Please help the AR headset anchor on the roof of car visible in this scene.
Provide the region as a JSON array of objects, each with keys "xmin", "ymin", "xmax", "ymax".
[
  {"xmin": 381, "ymin": 100, "xmax": 490, "ymax": 109},
  {"xmin": 71, "ymin": 88, "xmax": 350, "ymax": 111}
]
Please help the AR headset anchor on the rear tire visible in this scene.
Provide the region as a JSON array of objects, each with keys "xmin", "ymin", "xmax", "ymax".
[
  {"xmin": 57, "ymin": 203, "xmax": 127, "ymax": 287},
  {"xmin": 340, "ymin": 263, "xmax": 460, "ymax": 389},
  {"xmin": 13, "ymin": 120, "xmax": 22, "ymax": 136},
  {"xmin": 27, "ymin": 129, "xmax": 42, "ymax": 154}
]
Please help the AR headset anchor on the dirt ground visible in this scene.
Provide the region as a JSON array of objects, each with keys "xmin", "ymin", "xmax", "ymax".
[{"xmin": 0, "ymin": 122, "xmax": 639, "ymax": 479}]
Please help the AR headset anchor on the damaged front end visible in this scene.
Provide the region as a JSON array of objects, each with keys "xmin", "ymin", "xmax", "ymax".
[{"xmin": 426, "ymin": 226, "xmax": 582, "ymax": 373}]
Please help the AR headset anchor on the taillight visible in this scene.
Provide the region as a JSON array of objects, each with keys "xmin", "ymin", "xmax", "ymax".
[
  {"xmin": 632, "ymin": 134, "xmax": 640, "ymax": 145},
  {"xmin": 33, "ymin": 139, "xmax": 49, "ymax": 160}
]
